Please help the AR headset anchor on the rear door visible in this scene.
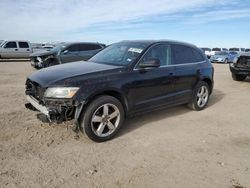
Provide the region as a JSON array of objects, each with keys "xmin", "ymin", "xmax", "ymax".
[
  {"xmin": 18, "ymin": 42, "xmax": 31, "ymax": 58},
  {"xmin": 1, "ymin": 41, "xmax": 18, "ymax": 58},
  {"xmin": 171, "ymin": 44, "xmax": 205, "ymax": 103}
]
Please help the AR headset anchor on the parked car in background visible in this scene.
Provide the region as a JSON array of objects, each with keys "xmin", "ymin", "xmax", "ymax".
[
  {"xmin": 210, "ymin": 51, "xmax": 231, "ymax": 63},
  {"xmin": 25, "ymin": 40, "xmax": 214, "ymax": 142},
  {"xmin": 201, "ymin": 48, "xmax": 211, "ymax": 58},
  {"xmin": 229, "ymin": 48, "xmax": 245, "ymax": 53},
  {"xmin": 0, "ymin": 40, "xmax": 33, "ymax": 59},
  {"xmin": 245, "ymin": 49, "xmax": 250, "ymax": 52},
  {"xmin": 210, "ymin": 48, "xmax": 228, "ymax": 56},
  {"xmin": 30, "ymin": 42, "xmax": 105, "ymax": 68},
  {"xmin": 230, "ymin": 52, "xmax": 250, "ymax": 81},
  {"xmin": 227, "ymin": 51, "xmax": 239, "ymax": 63}
]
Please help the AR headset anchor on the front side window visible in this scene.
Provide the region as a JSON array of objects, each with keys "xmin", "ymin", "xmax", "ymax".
[
  {"xmin": 5, "ymin": 42, "xmax": 17, "ymax": 48},
  {"xmin": 67, "ymin": 44, "xmax": 79, "ymax": 52},
  {"xmin": 172, "ymin": 44, "xmax": 204, "ymax": 65},
  {"xmin": 139, "ymin": 44, "xmax": 171, "ymax": 67},
  {"xmin": 89, "ymin": 42, "xmax": 148, "ymax": 66}
]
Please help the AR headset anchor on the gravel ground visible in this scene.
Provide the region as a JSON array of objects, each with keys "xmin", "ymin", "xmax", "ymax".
[{"xmin": 0, "ymin": 61, "xmax": 250, "ymax": 188}]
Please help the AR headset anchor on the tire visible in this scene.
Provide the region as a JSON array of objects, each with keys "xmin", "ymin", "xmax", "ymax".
[
  {"xmin": 80, "ymin": 95, "xmax": 125, "ymax": 142},
  {"xmin": 188, "ymin": 81, "xmax": 210, "ymax": 111},
  {"xmin": 232, "ymin": 73, "xmax": 246, "ymax": 81}
]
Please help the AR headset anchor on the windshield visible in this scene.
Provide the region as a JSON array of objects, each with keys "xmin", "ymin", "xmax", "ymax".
[
  {"xmin": 89, "ymin": 42, "xmax": 148, "ymax": 66},
  {"xmin": 0, "ymin": 40, "xmax": 4, "ymax": 47}
]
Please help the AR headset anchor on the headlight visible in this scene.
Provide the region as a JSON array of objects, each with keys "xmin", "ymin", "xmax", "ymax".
[{"xmin": 44, "ymin": 87, "xmax": 79, "ymax": 98}]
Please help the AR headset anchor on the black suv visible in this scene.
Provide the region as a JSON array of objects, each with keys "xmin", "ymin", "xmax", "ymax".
[
  {"xmin": 25, "ymin": 40, "xmax": 214, "ymax": 142},
  {"xmin": 230, "ymin": 52, "xmax": 250, "ymax": 81}
]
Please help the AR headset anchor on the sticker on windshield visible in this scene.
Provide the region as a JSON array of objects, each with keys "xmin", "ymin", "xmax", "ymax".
[{"xmin": 128, "ymin": 48, "xmax": 143, "ymax": 54}]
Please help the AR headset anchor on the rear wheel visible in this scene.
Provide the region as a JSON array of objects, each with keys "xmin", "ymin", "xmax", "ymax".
[
  {"xmin": 232, "ymin": 73, "xmax": 246, "ymax": 81},
  {"xmin": 188, "ymin": 81, "xmax": 210, "ymax": 111},
  {"xmin": 80, "ymin": 95, "xmax": 125, "ymax": 142}
]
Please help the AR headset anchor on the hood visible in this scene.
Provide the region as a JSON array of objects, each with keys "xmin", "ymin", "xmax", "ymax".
[
  {"xmin": 30, "ymin": 50, "xmax": 55, "ymax": 57},
  {"xmin": 28, "ymin": 61, "xmax": 122, "ymax": 87}
]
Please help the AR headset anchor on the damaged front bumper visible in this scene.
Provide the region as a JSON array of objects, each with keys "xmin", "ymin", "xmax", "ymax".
[
  {"xmin": 30, "ymin": 55, "xmax": 59, "ymax": 69},
  {"xmin": 25, "ymin": 95, "xmax": 84, "ymax": 124}
]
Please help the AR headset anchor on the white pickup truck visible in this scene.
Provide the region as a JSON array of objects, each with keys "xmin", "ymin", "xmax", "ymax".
[{"xmin": 0, "ymin": 40, "xmax": 33, "ymax": 59}]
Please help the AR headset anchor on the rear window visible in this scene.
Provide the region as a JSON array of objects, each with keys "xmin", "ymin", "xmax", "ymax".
[
  {"xmin": 172, "ymin": 45, "xmax": 205, "ymax": 64},
  {"xmin": 5, "ymin": 42, "xmax": 17, "ymax": 48},
  {"xmin": 19, "ymin": 42, "xmax": 29, "ymax": 48}
]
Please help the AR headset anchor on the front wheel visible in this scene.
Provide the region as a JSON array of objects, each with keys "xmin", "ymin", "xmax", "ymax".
[
  {"xmin": 232, "ymin": 73, "xmax": 246, "ymax": 81},
  {"xmin": 188, "ymin": 81, "xmax": 210, "ymax": 111},
  {"xmin": 80, "ymin": 95, "xmax": 125, "ymax": 142}
]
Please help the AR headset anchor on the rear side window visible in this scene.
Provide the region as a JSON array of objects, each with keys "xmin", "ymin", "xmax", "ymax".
[
  {"xmin": 172, "ymin": 44, "xmax": 204, "ymax": 65},
  {"xmin": 19, "ymin": 42, "xmax": 29, "ymax": 48},
  {"xmin": 79, "ymin": 44, "xmax": 102, "ymax": 51},
  {"xmin": 5, "ymin": 42, "xmax": 17, "ymax": 48}
]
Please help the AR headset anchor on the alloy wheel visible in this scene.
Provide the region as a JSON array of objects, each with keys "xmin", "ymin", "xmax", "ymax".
[
  {"xmin": 91, "ymin": 103, "xmax": 120, "ymax": 137},
  {"xmin": 196, "ymin": 86, "xmax": 209, "ymax": 108}
]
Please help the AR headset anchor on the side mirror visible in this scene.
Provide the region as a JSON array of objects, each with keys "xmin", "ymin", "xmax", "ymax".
[
  {"xmin": 139, "ymin": 58, "xmax": 161, "ymax": 69},
  {"xmin": 63, "ymin": 50, "xmax": 69, "ymax": 54}
]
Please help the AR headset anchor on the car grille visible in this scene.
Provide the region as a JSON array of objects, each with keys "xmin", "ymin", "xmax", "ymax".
[
  {"xmin": 237, "ymin": 56, "xmax": 250, "ymax": 68},
  {"xmin": 25, "ymin": 79, "xmax": 45, "ymax": 103}
]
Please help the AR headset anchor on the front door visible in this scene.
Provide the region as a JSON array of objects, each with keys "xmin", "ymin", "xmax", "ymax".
[
  {"xmin": 60, "ymin": 44, "xmax": 80, "ymax": 63},
  {"xmin": 1, "ymin": 41, "xmax": 18, "ymax": 58},
  {"xmin": 127, "ymin": 44, "xmax": 176, "ymax": 112}
]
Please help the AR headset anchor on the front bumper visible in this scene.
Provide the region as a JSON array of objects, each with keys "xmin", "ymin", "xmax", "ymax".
[
  {"xmin": 26, "ymin": 95, "xmax": 49, "ymax": 116},
  {"xmin": 230, "ymin": 64, "xmax": 250, "ymax": 76},
  {"xmin": 25, "ymin": 94, "xmax": 84, "ymax": 123}
]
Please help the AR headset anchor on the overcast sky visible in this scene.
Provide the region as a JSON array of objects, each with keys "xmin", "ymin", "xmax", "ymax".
[{"xmin": 0, "ymin": 0, "xmax": 250, "ymax": 48}]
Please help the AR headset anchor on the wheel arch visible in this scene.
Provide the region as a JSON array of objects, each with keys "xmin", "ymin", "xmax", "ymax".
[
  {"xmin": 82, "ymin": 89, "xmax": 129, "ymax": 116},
  {"xmin": 201, "ymin": 78, "xmax": 213, "ymax": 94}
]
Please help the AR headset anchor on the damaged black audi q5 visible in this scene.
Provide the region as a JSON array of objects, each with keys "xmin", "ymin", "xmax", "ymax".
[{"xmin": 25, "ymin": 40, "xmax": 214, "ymax": 142}]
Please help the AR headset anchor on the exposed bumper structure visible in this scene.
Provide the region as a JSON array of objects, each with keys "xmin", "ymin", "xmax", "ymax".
[{"xmin": 26, "ymin": 95, "xmax": 49, "ymax": 116}]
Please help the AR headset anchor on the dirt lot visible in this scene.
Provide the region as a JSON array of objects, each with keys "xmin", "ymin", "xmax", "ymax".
[{"xmin": 0, "ymin": 60, "xmax": 250, "ymax": 188}]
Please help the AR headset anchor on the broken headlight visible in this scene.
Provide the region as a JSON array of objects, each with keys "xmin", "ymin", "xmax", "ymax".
[{"xmin": 44, "ymin": 87, "xmax": 79, "ymax": 99}]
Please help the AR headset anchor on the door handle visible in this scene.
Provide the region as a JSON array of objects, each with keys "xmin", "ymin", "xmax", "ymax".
[
  {"xmin": 15, "ymin": 49, "xmax": 18, "ymax": 51},
  {"xmin": 27, "ymin": 49, "xmax": 30, "ymax": 51}
]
